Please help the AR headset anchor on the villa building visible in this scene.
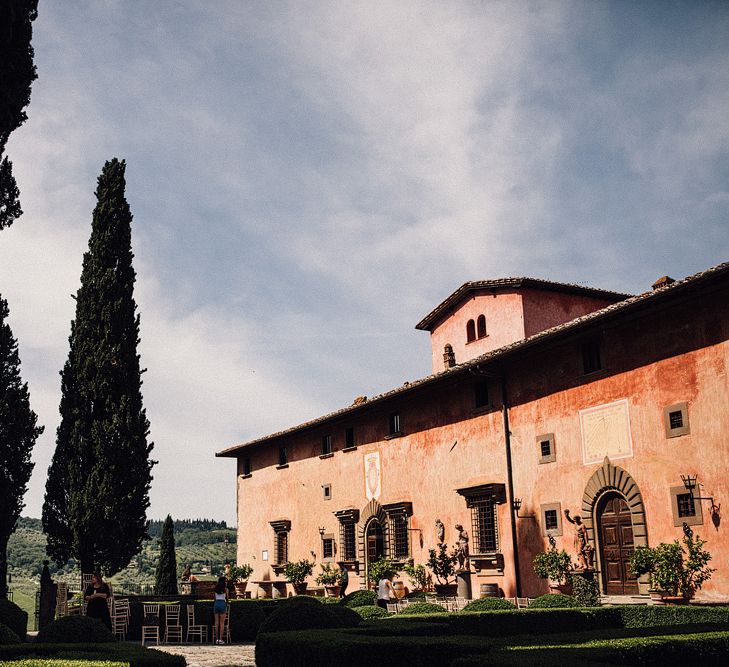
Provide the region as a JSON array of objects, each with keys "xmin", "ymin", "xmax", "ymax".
[{"xmin": 217, "ymin": 261, "xmax": 729, "ymax": 601}]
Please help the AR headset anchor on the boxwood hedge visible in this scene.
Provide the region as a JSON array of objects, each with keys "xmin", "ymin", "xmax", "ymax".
[
  {"xmin": 0, "ymin": 598, "xmax": 28, "ymax": 640},
  {"xmin": 0, "ymin": 621, "xmax": 22, "ymax": 645},
  {"xmin": 0, "ymin": 642, "xmax": 185, "ymax": 667},
  {"xmin": 35, "ymin": 616, "xmax": 115, "ymax": 644}
]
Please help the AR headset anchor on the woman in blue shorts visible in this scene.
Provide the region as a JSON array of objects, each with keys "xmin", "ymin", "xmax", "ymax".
[{"xmin": 213, "ymin": 576, "xmax": 228, "ymax": 644}]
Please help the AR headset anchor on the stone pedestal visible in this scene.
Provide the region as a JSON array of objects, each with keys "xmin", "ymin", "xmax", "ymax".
[{"xmin": 456, "ymin": 570, "xmax": 472, "ymax": 599}]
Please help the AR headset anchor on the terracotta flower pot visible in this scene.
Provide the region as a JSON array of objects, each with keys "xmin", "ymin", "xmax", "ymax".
[
  {"xmin": 292, "ymin": 582, "xmax": 308, "ymax": 595},
  {"xmin": 548, "ymin": 581, "xmax": 573, "ymax": 596},
  {"xmin": 324, "ymin": 585, "xmax": 341, "ymax": 597},
  {"xmin": 234, "ymin": 581, "xmax": 248, "ymax": 597}
]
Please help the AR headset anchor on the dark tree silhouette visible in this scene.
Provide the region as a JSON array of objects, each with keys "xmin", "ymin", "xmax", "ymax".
[
  {"xmin": 0, "ymin": 295, "xmax": 43, "ymax": 598},
  {"xmin": 43, "ymin": 159, "xmax": 154, "ymax": 575},
  {"xmin": 155, "ymin": 515, "xmax": 178, "ymax": 595}
]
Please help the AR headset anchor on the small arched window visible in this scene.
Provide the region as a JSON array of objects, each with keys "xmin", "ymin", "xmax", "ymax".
[
  {"xmin": 477, "ymin": 315, "xmax": 487, "ymax": 339},
  {"xmin": 466, "ymin": 319, "xmax": 476, "ymax": 343}
]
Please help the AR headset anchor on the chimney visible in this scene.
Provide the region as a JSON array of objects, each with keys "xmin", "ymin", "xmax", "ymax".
[
  {"xmin": 443, "ymin": 344, "xmax": 456, "ymax": 369},
  {"xmin": 652, "ymin": 276, "xmax": 675, "ymax": 290}
]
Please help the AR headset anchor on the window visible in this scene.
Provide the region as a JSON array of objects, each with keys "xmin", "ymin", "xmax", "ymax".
[
  {"xmin": 344, "ymin": 427, "xmax": 356, "ymax": 449},
  {"xmin": 664, "ymin": 402, "xmax": 690, "ymax": 438},
  {"xmin": 540, "ymin": 502, "xmax": 563, "ymax": 536},
  {"xmin": 383, "ymin": 502, "xmax": 412, "ymax": 560},
  {"xmin": 474, "ymin": 379, "xmax": 490, "ymax": 410},
  {"xmin": 670, "ymin": 486, "xmax": 702, "ymax": 527},
  {"xmin": 322, "ymin": 483, "xmax": 332, "ymax": 500},
  {"xmin": 242, "ymin": 457, "xmax": 252, "ymax": 476},
  {"xmin": 477, "ymin": 315, "xmax": 487, "ymax": 339},
  {"xmin": 581, "ymin": 339, "xmax": 603, "ymax": 374},
  {"xmin": 456, "ymin": 484, "xmax": 505, "ymax": 555},
  {"xmin": 466, "ymin": 319, "xmax": 476, "ymax": 343},
  {"xmin": 278, "ymin": 446, "xmax": 288, "ymax": 467},
  {"xmin": 677, "ymin": 493, "xmax": 695, "ymax": 518},
  {"xmin": 537, "ymin": 433, "xmax": 556, "ymax": 464},
  {"xmin": 334, "ymin": 509, "xmax": 359, "ymax": 562},
  {"xmin": 321, "ymin": 434, "xmax": 332, "ymax": 456},
  {"xmin": 386, "ymin": 412, "xmax": 402, "ymax": 438},
  {"xmin": 322, "ymin": 535, "xmax": 334, "ymax": 561},
  {"xmin": 270, "ymin": 520, "xmax": 291, "ymax": 565}
]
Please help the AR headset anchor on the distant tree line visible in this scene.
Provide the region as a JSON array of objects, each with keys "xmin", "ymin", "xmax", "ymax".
[{"xmin": 146, "ymin": 519, "xmax": 230, "ymax": 538}]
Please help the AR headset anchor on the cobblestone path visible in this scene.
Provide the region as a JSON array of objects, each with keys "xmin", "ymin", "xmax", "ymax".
[{"xmin": 153, "ymin": 643, "xmax": 256, "ymax": 666}]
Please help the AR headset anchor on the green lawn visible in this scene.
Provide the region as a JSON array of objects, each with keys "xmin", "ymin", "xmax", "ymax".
[{"xmin": 9, "ymin": 580, "xmax": 36, "ymax": 629}]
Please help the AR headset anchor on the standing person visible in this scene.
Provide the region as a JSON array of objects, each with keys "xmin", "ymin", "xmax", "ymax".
[
  {"xmin": 376, "ymin": 573, "xmax": 395, "ymax": 610},
  {"xmin": 84, "ymin": 573, "xmax": 112, "ymax": 630},
  {"xmin": 339, "ymin": 565, "xmax": 349, "ymax": 599},
  {"xmin": 213, "ymin": 576, "xmax": 228, "ymax": 644}
]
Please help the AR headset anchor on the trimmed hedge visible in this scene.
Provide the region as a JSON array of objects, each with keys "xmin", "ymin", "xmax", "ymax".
[
  {"xmin": 0, "ymin": 621, "xmax": 22, "ymax": 645},
  {"xmin": 618, "ymin": 604, "xmax": 729, "ymax": 628},
  {"xmin": 528, "ymin": 594, "xmax": 579, "ymax": 609},
  {"xmin": 0, "ymin": 643, "xmax": 185, "ymax": 667},
  {"xmin": 258, "ymin": 596, "xmax": 360, "ymax": 633},
  {"xmin": 0, "ymin": 598, "xmax": 28, "ymax": 640},
  {"xmin": 462, "ymin": 598, "xmax": 516, "ymax": 612},
  {"xmin": 352, "ymin": 606, "xmax": 388, "ymax": 620},
  {"xmin": 398, "ymin": 602, "xmax": 448, "ymax": 616},
  {"xmin": 339, "ymin": 590, "xmax": 376, "ymax": 608},
  {"xmin": 35, "ymin": 616, "xmax": 115, "ymax": 644}
]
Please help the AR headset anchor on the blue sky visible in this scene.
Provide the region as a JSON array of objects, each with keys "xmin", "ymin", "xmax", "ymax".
[{"xmin": 1, "ymin": 1, "xmax": 727, "ymax": 524}]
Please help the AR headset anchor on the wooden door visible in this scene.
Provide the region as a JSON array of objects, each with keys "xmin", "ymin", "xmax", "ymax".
[
  {"xmin": 366, "ymin": 519, "xmax": 384, "ymax": 562},
  {"xmin": 598, "ymin": 493, "xmax": 638, "ymax": 595}
]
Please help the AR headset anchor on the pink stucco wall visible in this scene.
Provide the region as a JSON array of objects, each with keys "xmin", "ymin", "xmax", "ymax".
[{"xmin": 231, "ymin": 276, "xmax": 729, "ymax": 601}]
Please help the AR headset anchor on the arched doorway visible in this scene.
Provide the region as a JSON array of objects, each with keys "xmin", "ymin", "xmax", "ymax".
[
  {"xmin": 597, "ymin": 492, "xmax": 638, "ymax": 595},
  {"xmin": 365, "ymin": 518, "xmax": 385, "ymax": 568}
]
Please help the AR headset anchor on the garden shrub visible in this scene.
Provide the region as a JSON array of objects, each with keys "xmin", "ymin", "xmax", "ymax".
[
  {"xmin": 353, "ymin": 605, "xmax": 389, "ymax": 620},
  {"xmin": 528, "ymin": 593, "xmax": 579, "ymax": 609},
  {"xmin": 405, "ymin": 590, "xmax": 427, "ymax": 601},
  {"xmin": 0, "ymin": 621, "xmax": 22, "ymax": 645},
  {"xmin": 35, "ymin": 616, "xmax": 115, "ymax": 644},
  {"xmin": 339, "ymin": 590, "xmax": 376, "ymax": 608},
  {"xmin": 617, "ymin": 604, "xmax": 729, "ymax": 629},
  {"xmin": 0, "ymin": 642, "xmax": 185, "ymax": 667},
  {"xmin": 462, "ymin": 597, "xmax": 516, "ymax": 612},
  {"xmin": 570, "ymin": 574, "xmax": 600, "ymax": 607},
  {"xmin": 258, "ymin": 595, "xmax": 359, "ymax": 633},
  {"xmin": 0, "ymin": 598, "xmax": 27, "ymax": 640},
  {"xmin": 398, "ymin": 602, "xmax": 447, "ymax": 615}
]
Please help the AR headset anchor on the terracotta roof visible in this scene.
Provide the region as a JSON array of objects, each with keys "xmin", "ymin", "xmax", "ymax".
[
  {"xmin": 217, "ymin": 261, "xmax": 729, "ymax": 457},
  {"xmin": 415, "ymin": 278, "xmax": 632, "ymax": 331}
]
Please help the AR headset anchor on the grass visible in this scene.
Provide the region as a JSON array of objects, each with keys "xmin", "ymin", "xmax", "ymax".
[{"xmin": 8, "ymin": 582, "xmax": 36, "ymax": 629}]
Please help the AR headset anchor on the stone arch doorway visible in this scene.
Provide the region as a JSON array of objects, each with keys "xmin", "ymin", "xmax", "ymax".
[
  {"xmin": 596, "ymin": 492, "xmax": 639, "ymax": 595},
  {"xmin": 358, "ymin": 499, "xmax": 389, "ymax": 585},
  {"xmin": 580, "ymin": 457, "xmax": 649, "ymax": 595}
]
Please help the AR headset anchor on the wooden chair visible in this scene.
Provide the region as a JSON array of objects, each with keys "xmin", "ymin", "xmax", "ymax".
[
  {"xmin": 164, "ymin": 604, "xmax": 183, "ymax": 644},
  {"xmin": 186, "ymin": 604, "xmax": 208, "ymax": 644},
  {"xmin": 516, "ymin": 597, "xmax": 532, "ymax": 608},
  {"xmin": 55, "ymin": 582, "xmax": 68, "ymax": 618},
  {"xmin": 141, "ymin": 604, "xmax": 160, "ymax": 645},
  {"xmin": 386, "ymin": 603, "xmax": 399, "ymax": 614},
  {"xmin": 110, "ymin": 597, "xmax": 129, "ymax": 640}
]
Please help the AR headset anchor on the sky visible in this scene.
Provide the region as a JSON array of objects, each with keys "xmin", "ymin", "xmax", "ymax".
[{"xmin": 1, "ymin": 1, "xmax": 728, "ymax": 525}]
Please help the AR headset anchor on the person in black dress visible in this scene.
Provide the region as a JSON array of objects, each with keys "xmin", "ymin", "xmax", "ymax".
[{"xmin": 85, "ymin": 573, "xmax": 112, "ymax": 630}]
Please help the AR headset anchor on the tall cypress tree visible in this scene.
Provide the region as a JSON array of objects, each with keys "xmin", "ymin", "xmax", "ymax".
[
  {"xmin": 0, "ymin": 295, "xmax": 43, "ymax": 598},
  {"xmin": 0, "ymin": 0, "xmax": 39, "ymax": 230},
  {"xmin": 155, "ymin": 515, "xmax": 178, "ymax": 595},
  {"xmin": 42, "ymin": 158, "xmax": 154, "ymax": 575}
]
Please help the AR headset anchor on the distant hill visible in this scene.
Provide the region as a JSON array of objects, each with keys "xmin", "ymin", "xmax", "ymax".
[{"xmin": 8, "ymin": 517, "xmax": 237, "ymax": 581}]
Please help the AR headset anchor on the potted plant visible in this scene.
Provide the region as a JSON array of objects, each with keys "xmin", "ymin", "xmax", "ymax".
[
  {"xmin": 367, "ymin": 556, "xmax": 398, "ymax": 589},
  {"xmin": 283, "ymin": 558, "xmax": 315, "ymax": 594},
  {"xmin": 315, "ymin": 563, "xmax": 342, "ymax": 597},
  {"xmin": 533, "ymin": 538, "xmax": 573, "ymax": 594},
  {"xmin": 628, "ymin": 531, "xmax": 715, "ymax": 603},
  {"xmin": 427, "ymin": 543, "xmax": 459, "ymax": 596},
  {"xmin": 229, "ymin": 564, "xmax": 254, "ymax": 597},
  {"xmin": 403, "ymin": 563, "xmax": 429, "ymax": 592}
]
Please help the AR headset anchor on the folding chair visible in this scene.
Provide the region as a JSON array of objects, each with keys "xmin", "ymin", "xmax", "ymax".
[
  {"xmin": 386, "ymin": 603, "xmax": 399, "ymax": 614},
  {"xmin": 56, "ymin": 582, "xmax": 68, "ymax": 618},
  {"xmin": 164, "ymin": 604, "xmax": 183, "ymax": 644},
  {"xmin": 141, "ymin": 604, "xmax": 160, "ymax": 645},
  {"xmin": 186, "ymin": 604, "xmax": 208, "ymax": 644},
  {"xmin": 516, "ymin": 597, "xmax": 532, "ymax": 608}
]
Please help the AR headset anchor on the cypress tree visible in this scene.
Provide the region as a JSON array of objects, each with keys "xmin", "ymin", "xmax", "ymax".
[
  {"xmin": 0, "ymin": 295, "xmax": 44, "ymax": 598},
  {"xmin": 42, "ymin": 158, "xmax": 154, "ymax": 575},
  {"xmin": 0, "ymin": 0, "xmax": 39, "ymax": 230},
  {"xmin": 155, "ymin": 515, "xmax": 178, "ymax": 595}
]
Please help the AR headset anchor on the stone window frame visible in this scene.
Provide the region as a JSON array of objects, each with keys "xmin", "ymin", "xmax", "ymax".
[
  {"xmin": 321, "ymin": 533, "xmax": 335, "ymax": 562},
  {"xmin": 537, "ymin": 433, "xmax": 556, "ymax": 464},
  {"xmin": 334, "ymin": 508, "xmax": 359, "ymax": 564},
  {"xmin": 385, "ymin": 412, "xmax": 403, "ymax": 439},
  {"xmin": 320, "ymin": 434, "xmax": 333, "ymax": 458},
  {"xmin": 343, "ymin": 426, "xmax": 357, "ymax": 451},
  {"xmin": 670, "ymin": 485, "xmax": 703, "ymax": 527},
  {"xmin": 540, "ymin": 502, "xmax": 563, "ymax": 537},
  {"xmin": 382, "ymin": 501, "xmax": 413, "ymax": 561},
  {"xmin": 664, "ymin": 402, "xmax": 690, "ymax": 438},
  {"xmin": 270, "ymin": 519, "xmax": 291, "ymax": 567},
  {"xmin": 456, "ymin": 483, "xmax": 506, "ymax": 557},
  {"xmin": 466, "ymin": 319, "xmax": 476, "ymax": 343},
  {"xmin": 322, "ymin": 483, "xmax": 332, "ymax": 501},
  {"xmin": 477, "ymin": 314, "xmax": 487, "ymax": 339}
]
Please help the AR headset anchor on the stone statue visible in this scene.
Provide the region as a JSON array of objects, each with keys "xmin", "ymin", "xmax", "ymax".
[
  {"xmin": 435, "ymin": 518, "xmax": 445, "ymax": 545},
  {"xmin": 564, "ymin": 509, "xmax": 594, "ymax": 570},
  {"xmin": 454, "ymin": 524, "xmax": 470, "ymax": 571}
]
